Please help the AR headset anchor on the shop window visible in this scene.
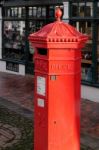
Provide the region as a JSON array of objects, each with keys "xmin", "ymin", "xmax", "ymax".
[
  {"xmin": 3, "ymin": 21, "xmax": 25, "ymax": 61},
  {"xmin": 97, "ymin": 2, "xmax": 99, "ymax": 17},
  {"xmin": 11, "ymin": 7, "xmax": 18, "ymax": 17},
  {"xmin": 37, "ymin": 7, "xmax": 42, "ymax": 18},
  {"xmin": 49, "ymin": 6, "xmax": 55, "ymax": 18},
  {"xmin": 97, "ymin": 24, "xmax": 99, "ymax": 83},
  {"xmin": 28, "ymin": 5, "xmax": 63, "ymax": 63},
  {"xmin": 28, "ymin": 21, "xmax": 46, "ymax": 62},
  {"xmin": 5, "ymin": 7, "xmax": 26, "ymax": 18},
  {"xmin": 42, "ymin": 7, "xmax": 46, "ymax": 18},
  {"xmin": 29, "ymin": 20, "xmax": 45, "ymax": 33},
  {"xmin": 73, "ymin": 21, "xmax": 93, "ymax": 82},
  {"xmin": 85, "ymin": 3, "xmax": 93, "ymax": 17},
  {"xmin": 33, "ymin": 7, "xmax": 37, "ymax": 17},
  {"xmin": 21, "ymin": 7, "xmax": 26, "ymax": 17},
  {"xmin": 81, "ymin": 22, "xmax": 93, "ymax": 82},
  {"xmin": 79, "ymin": 3, "xmax": 85, "ymax": 17},
  {"xmin": 29, "ymin": 7, "xmax": 33, "ymax": 16},
  {"xmin": 71, "ymin": 3, "xmax": 79, "ymax": 17},
  {"xmin": 29, "ymin": 7, "xmax": 46, "ymax": 18},
  {"xmin": 71, "ymin": 2, "xmax": 93, "ymax": 17}
]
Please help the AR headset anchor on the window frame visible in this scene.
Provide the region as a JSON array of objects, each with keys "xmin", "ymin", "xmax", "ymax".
[{"xmin": 69, "ymin": 1, "xmax": 99, "ymax": 87}]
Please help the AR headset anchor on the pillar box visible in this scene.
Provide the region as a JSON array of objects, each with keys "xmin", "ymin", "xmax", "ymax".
[{"xmin": 29, "ymin": 8, "xmax": 88, "ymax": 150}]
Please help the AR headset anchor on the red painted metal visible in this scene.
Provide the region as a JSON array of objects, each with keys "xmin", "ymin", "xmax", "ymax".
[{"xmin": 29, "ymin": 8, "xmax": 88, "ymax": 150}]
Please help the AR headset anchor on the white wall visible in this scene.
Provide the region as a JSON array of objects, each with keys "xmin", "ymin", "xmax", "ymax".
[
  {"xmin": 81, "ymin": 85, "xmax": 99, "ymax": 102},
  {"xmin": 0, "ymin": 61, "xmax": 25, "ymax": 75}
]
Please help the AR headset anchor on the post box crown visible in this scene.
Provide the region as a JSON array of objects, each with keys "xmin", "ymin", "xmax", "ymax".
[{"xmin": 29, "ymin": 8, "xmax": 88, "ymax": 48}]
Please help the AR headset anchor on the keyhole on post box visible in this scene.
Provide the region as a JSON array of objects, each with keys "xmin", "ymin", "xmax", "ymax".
[
  {"xmin": 54, "ymin": 121, "xmax": 57, "ymax": 124},
  {"xmin": 50, "ymin": 75, "xmax": 57, "ymax": 80},
  {"xmin": 37, "ymin": 48, "xmax": 47, "ymax": 55}
]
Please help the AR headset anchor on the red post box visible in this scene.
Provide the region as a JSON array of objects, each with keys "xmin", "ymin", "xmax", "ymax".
[{"xmin": 29, "ymin": 8, "xmax": 88, "ymax": 150}]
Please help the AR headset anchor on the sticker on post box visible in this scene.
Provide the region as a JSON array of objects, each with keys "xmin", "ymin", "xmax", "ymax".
[
  {"xmin": 37, "ymin": 98, "xmax": 44, "ymax": 107},
  {"xmin": 37, "ymin": 76, "xmax": 46, "ymax": 96}
]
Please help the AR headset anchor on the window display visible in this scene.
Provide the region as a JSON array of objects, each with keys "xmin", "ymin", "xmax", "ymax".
[
  {"xmin": 28, "ymin": 21, "xmax": 46, "ymax": 62},
  {"xmin": 70, "ymin": 1, "xmax": 99, "ymax": 85},
  {"xmin": 29, "ymin": 7, "xmax": 33, "ymax": 16},
  {"xmin": 49, "ymin": 6, "xmax": 55, "ymax": 17},
  {"xmin": 97, "ymin": 3, "xmax": 99, "ymax": 17},
  {"xmin": 97, "ymin": 24, "xmax": 99, "ymax": 82},
  {"xmin": 5, "ymin": 7, "xmax": 26, "ymax": 18},
  {"xmin": 72, "ymin": 21, "xmax": 93, "ymax": 82},
  {"xmin": 81, "ymin": 22, "xmax": 93, "ymax": 82},
  {"xmin": 79, "ymin": 3, "xmax": 85, "ymax": 17},
  {"xmin": 71, "ymin": 2, "xmax": 93, "ymax": 17},
  {"xmin": 3, "ymin": 4, "xmax": 63, "ymax": 75},
  {"xmin": 28, "ymin": 6, "xmax": 46, "ymax": 18},
  {"xmin": 3, "ymin": 21, "xmax": 25, "ymax": 61},
  {"xmin": 42, "ymin": 7, "xmax": 46, "ymax": 17},
  {"xmin": 6, "ymin": 61, "xmax": 19, "ymax": 72},
  {"xmin": 37, "ymin": 7, "xmax": 42, "ymax": 18},
  {"xmin": 33, "ymin": 7, "xmax": 37, "ymax": 17},
  {"xmin": 85, "ymin": 3, "xmax": 93, "ymax": 17}
]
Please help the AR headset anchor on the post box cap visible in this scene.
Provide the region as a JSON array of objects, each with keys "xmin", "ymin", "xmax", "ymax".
[{"xmin": 29, "ymin": 8, "xmax": 88, "ymax": 49}]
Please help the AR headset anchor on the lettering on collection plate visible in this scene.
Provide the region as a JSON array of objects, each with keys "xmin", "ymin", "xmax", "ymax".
[
  {"xmin": 50, "ymin": 63, "xmax": 74, "ymax": 73},
  {"xmin": 51, "ymin": 64, "xmax": 72, "ymax": 70}
]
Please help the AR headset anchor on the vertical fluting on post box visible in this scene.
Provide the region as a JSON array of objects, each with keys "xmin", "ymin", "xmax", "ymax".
[{"xmin": 29, "ymin": 8, "xmax": 88, "ymax": 150}]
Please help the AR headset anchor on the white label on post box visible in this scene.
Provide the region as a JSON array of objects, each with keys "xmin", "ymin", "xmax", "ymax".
[
  {"xmin": 37, "ymin": 76, "xmax": 46, "ymax": 96},
  {"xmin": 37, "ymin": 98, "xmax": 44, "ymax": 107}
]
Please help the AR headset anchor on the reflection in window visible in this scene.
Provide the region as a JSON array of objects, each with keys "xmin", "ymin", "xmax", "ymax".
[
  {"xmin": 97, "ymin": 3, "xmax": 99, "ymax": 17},
  {"xmin": 33, "ymin": 7, "xmax": 37, "ymax": 17},
  {"xmin": 37, "ymin": 7, "xmax": 42, "ymax": 18},
  {"xmin": 71, "ymin": 2, "xmax": 93, "ymax": 17},
  {"xmin": 29, "ymin": 7, "xmax": 33, "ymax": 16},
  {"xmin": 81, "ymin": 22, "xmax": 92, "ymax": 82},
  {"xmin": 79, "ymin": 3, "xmax": 85, "ymax": 17},
  {"xmin": 29, "ymin": 21, "xmax": 45, "ymax": 33},
  {"xmin": 85, "ymin": 3, "xmax": 93, "ymax": 17},
  {"xmin": 11, "ymin": 7, "xmax": 18, "ymax": 17},
  {"xmin": 28, "ymin": 21, "xmax": 46, "ymax": 62},
  {"xmin": 97, "ymin": 24, "xmax": 99, "ymax": 82},
  {"xmin": 49, "ymin": 6, "xmax": 55, "ymax": 17},
  {"xmin": 3, "ymin": 21, "xmax": 25, "ymax": 61},
  {"xmin": 42, "ymin": 7, "xmax": 46, "ymax": 17},
  {"xmin": 72, "ymin": 3, "xmax": 78, "ymax": 17},
  {"xmin": 72, "ymin": 21, "xmax": 93, "ymax": 82},
  {"xmin": 28, "ymin": 7, "xmax": 46, "ymax": 18},
  {"xmin": 5, "ymin": 7, "xmax": 26, "ymax": 18},
  {"xmin": 21, "ymin": 7, "xmax": 25, "ymax": 17}
]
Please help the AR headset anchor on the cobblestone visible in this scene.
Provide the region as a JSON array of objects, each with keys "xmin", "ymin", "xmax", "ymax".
[{"xmin": 0, "ymin": 124, "xmax": 21, "ymax": 149}]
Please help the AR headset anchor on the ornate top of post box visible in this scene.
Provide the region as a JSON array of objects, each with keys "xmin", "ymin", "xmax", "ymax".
[{"xmin": 29, "ymin": 8, "xmax": 88, "ymax": 49}]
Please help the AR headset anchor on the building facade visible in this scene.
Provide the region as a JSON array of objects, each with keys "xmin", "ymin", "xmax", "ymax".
[{"xmin": 0, "ymin": 0, "xmax": 99, "ymax": 101}]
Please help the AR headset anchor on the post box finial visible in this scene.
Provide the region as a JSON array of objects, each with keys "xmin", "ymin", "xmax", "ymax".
[{"xmin": 55, "ymin": 7, "xmax": 62, "ymax": 21}]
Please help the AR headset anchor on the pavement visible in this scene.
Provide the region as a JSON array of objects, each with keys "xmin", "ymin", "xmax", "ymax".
[
  {"xmin": 0, "ymin": 123, "xmax": 21, "ymax": 149},
  {"xmin": 0, "ymin": 71, "xmax": 99, "ymax": 149}
]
